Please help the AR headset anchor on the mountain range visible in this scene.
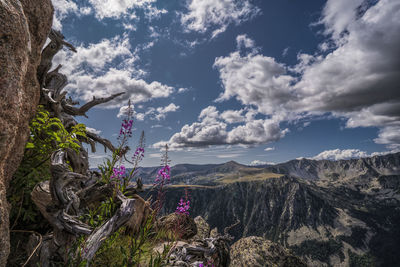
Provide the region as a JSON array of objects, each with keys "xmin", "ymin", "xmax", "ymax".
[{"xmin": 136, "ymin": 153, "xmax": 400, "ymax": 266}]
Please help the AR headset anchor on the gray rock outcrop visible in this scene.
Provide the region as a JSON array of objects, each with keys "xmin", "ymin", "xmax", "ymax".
[
  {"xmin": 191, "ymin": 216, "xmax": 210, "ymax": 240},
  {"xmin": 230, "ymin": 236, "xmax": 307, "ymax": 267},
  {"xmin": 0, "ymin": 0, "xmax": 53, "ymax": 265}
]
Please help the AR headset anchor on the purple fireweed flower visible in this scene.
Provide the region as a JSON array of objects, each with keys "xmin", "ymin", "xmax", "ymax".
[
  {"xmin": 154, "ymin": 165, "xmax": 170, "ymax": 184},
  {"xmin": 176, "ymin": 198, "xmax": 190, "ymax": 215},
  {"xmin": 119, "ymin": 119, "xmax": 133, "ymax": 138},
  {"xmin": 111, "ymin": 165, "xmax": 126, "ymax": 180},
  {"xmin": 132, "ymin": 147, "xmax": 145, "ymax": 162}
]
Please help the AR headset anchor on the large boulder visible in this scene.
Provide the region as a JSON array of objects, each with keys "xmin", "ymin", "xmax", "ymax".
[
  {"xmin": 230, "ymin": 236, "xmax": 307, "ymax": 267},
  {"xmin": 156, "ymin": 213, "xmax": 197, "ymax": 240},
  {"xmin": 0, "ymin": 0, "xmax": 53, "ymax": 265},
  {"xmin": 191, "ymin": 216, "xmax": 210, "ymax": 240}
]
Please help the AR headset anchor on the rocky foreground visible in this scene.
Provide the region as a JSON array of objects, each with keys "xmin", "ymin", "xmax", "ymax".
[{"xmin": 153, "ymin": 214, "xmax": 306, "ymax": 267}]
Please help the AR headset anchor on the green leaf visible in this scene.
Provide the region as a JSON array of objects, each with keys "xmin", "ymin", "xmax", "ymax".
[
  {"xmin": 74, "ymin": 132, "xmax": 87, "ymax": 138},
  {"xmin": 35, "ymin": 117, "xmax": 45, "ymax": 124},
  {"xmin": 25, "ymin": 142, "xmax": 35, "ymax": 149}
]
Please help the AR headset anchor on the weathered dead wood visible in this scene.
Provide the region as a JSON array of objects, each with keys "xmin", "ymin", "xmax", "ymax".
[
  {"xmin": 76, "ymin": 183, "xmax": 113, "ymax": 207},
  {"xmin": 166, "ymin": 234, "xmax": 232, "ymax": 267},
  {"xmin": 81, "ymin": 191, "xmax": 135, "ymax": 262},
  {"xmin": 62, "ymin": 92, "xmax": 125, "ymax": 117},
  {"xmin": 30, "ymin": 135, "xmax": 137, "ymax": 265},
  {"xmin": 49, "ymin": 150, "xmax": 88, "ymax": 210},
  {"xmin": 152, "ymin": 219, "xmax": 237, "ymax": 267},
  {"xmin": 37, "ymin": 34, "xmax": 125, "ymax": 153},
  {"xmin": 86, "ymin": 131, "xmax": 117, "ymax": 153},
  {"xmin": 31, "ymin": 148, "xmax": 138, "ymax": 265},
  {"xmin": 125, "ymin": 194, "xmax": 152, "ymax": 235},
  {"xmin": 29, "ymin": 28, "xmax": 141, "ymax": 266},
  {"xmin": 58, "ymin": 211, "xmax": 92, "ymax": 235},
  {"xmin": 45, "ymin": 64, "xmax": 66, "ymax": 96},
  {"xmin": 37, "ymin": 29, "xmax": 76, "ymax": 87},
  {"xmin": 85, "ymin": 131, "xmax": 130, "ymax": 155},
  {"xmin": 42, "ymin": 64, "xmax": 68, "ymax": 116},
  {"xmin": 31, "ymin": 181, "xmax": 60, "ymax": 229},
  {"xmin": 154, "ymin": 234, "xmax": 232, "ymax": 267}
]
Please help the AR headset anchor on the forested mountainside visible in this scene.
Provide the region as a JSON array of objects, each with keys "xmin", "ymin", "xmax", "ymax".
[{"xmin": 139, "ymin": 153, "xmax": 400, "ymax": 266}]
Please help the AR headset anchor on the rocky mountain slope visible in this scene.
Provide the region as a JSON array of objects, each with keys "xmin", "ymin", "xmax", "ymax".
[
  {"xmin": 141, "ymin": 153, "xmax": 400, "ymax": 266},
  {"xmin": 267, "ymin": 153, "xmax": 400, "ymax": 202}
]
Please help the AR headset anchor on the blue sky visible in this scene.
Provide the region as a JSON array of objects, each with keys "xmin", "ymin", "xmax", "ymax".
[{"xmin": 52, "ymin": 0, "xmax": 400, "ymax": 167}]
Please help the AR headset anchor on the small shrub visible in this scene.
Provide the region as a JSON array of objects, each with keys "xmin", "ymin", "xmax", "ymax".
[{"xmin": 8, "ymin": 105, "xmax": 86, "ymax": 229}]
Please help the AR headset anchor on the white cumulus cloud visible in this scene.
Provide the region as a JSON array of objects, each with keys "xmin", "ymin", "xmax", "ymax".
[
  {"xmin": 249, "ymin": 160, "xmax": 275, "ymax": 166},
  {"xmin": 153, "ymin": 106, "xmax": 288, "ymax": 150},
  {"xmin": 155, "ymin": 103, "xmax": 180, "ymax": 120},
  {"xmin": 236, "ymin": 34, "xmax": 256, "ymax": 50},
  {"xmin": 213, "ymin": 48, "xmax": 295, "ymax": 116},
  {"xmin": 311, "ymin": 149, "xmax": 368, "ymax": 161},
  {"xmin": 52, "ymin": 35, "xmax": 175, "ymax": 108},
  {"xmin": 88, "ymin": 0, "xmax": 162, "ymax": 20},
  {"xmin": 180, "ymin": 0, "xmax": 260, "ymax": 38},
  {"xmin": 118, "ymin": 103, "xmax": 180, "ymax": 121},
  {"xmin": 212, "ymin": 0, "xmax": 400, "ymax": 149}
]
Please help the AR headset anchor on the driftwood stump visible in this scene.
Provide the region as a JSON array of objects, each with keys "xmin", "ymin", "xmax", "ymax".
[{"xmin": 27, "ymin": 29, "xmax": 140, "ymax": 266}]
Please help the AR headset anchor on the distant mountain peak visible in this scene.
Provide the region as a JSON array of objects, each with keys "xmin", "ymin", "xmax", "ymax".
[{"xmin": 224, "ymin": 160, "xmax": 241, "ymax": 165}]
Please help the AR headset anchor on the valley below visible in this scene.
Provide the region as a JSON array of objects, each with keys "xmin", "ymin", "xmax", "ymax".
[{"xmin": 137, "ymin": 153, "xmax": 400, "ymax": 266}]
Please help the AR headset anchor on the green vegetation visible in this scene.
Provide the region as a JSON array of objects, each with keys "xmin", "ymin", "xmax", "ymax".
[
  {"xmin": 290, "ymin": 239, "xmax": 344, "ymax": 264},
  {"xmin": 8, "ymin": 106, "xmax": 86, "ymax": 229},
  {"xmin": 7, "ymin": 106, "xmax": 87, "ymax": 266},
  {"xmin": 71, "ymin": 216, "xmax": 172, "ymax": 266},
  {"xmin": 7, "ymin": 98, "xmax": 185, "ymax": 266},
  {"xmin": 65, "ymin": 105, "xmax": 175, "ymax": 266}
]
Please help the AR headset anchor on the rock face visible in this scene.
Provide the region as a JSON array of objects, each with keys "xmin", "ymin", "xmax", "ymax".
[
  {"xmin": 230, "ymin": 236, "xmax": 307, "ymax": 267},
  {"xmin": 0, "ymin": 0, "xmax": 53, "ymax": 265}
]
